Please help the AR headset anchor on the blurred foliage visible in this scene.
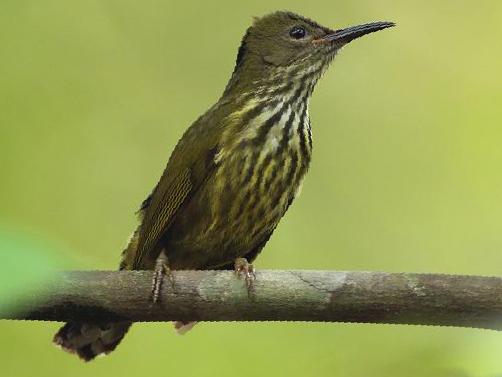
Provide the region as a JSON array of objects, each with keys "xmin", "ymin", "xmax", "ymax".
[
  {"xmin": 1, "ymin": 0, "xmax": 502, "ymax": 376},
  {"xmin": 0, "ymin": 225, "xmax": 64, "ymax": 312}
]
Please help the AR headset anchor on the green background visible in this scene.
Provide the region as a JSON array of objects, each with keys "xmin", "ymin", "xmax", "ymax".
[{"xmin": 1, "ymin": 0, "xmax": 502, "ymax": 376}]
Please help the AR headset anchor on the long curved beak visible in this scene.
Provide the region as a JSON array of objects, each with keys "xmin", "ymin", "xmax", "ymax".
[{"xmin": 316, "ymin": 21, "xmax": 395, "ymax": 45}]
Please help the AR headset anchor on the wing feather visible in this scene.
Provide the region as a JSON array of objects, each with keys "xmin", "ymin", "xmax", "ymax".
[
  {"xmin": 133, "ymin": 168, "xmax": 192, "ymax": 267},
  {"xmin": 132, "ymin": 137, "xmax": 220, "ymax": 268},
  {"xmin": 131, "ymin": 102, "xmax": 227, "ymax": 269}
]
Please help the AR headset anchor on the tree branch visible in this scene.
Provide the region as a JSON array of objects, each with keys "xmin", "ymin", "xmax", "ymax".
[{"xmin": 3, "ymin": 270, "xmax": 502, "ymax": 331}]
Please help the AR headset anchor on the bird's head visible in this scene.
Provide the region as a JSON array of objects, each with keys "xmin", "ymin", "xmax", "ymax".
[{"xmin": 225, "ymin": 11, "xmax": 394, "ymax": 94}]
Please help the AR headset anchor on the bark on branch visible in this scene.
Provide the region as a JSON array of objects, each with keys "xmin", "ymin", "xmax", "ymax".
[{"xmin": 2, "ymin": 270, "xmax": 502, "ymax": 331}]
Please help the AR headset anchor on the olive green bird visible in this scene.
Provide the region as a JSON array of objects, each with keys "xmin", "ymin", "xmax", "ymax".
[{"xmin": 53, "ymin": 10, "xmax": 394, "ymax": 361}]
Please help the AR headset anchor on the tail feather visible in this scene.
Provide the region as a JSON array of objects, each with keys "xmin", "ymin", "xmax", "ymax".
[
  {"xmin": 53, "ymin": 321, "xmax": 132, "ymax": 362},
  {"xmin": 54, "ymin": 226, "xmax": 140, "ymax": 361}
]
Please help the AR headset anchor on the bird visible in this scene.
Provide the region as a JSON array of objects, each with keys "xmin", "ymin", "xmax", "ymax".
[{"xmin": 53, "ymin": 10, "xmax": 394, "ymax": 361}]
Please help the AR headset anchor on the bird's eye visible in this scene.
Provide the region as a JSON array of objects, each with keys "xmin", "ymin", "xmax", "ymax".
[{"xmin": 289, "ymin": 26, "xmax": 307, "ymax": 39}]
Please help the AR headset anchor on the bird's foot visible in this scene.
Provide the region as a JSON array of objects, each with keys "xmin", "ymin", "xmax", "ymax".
[
  {"xmin": 151, "ymin": 249, "xmax": 175, "ymax": 304},
  {"xmin": 234, "ymin": 257, "xmax": 256, "ymax": 294}
]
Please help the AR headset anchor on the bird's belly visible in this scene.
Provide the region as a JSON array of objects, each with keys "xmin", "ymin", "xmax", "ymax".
[{"xmin": 163, "ymin": 152, "xmax": 308, "ymax": 270}]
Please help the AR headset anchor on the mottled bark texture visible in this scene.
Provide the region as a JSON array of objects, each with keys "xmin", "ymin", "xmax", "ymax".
[{"xmin": 3, "ymin": 270, "xmax": 502, "ymax": 331}]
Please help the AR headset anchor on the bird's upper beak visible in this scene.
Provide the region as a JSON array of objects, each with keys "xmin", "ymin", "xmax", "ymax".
[{"xmin": 314, "ymin": 21, "xmax": 395, "ymax": 46}]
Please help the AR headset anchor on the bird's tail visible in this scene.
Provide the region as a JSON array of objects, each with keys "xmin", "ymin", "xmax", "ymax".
[
  {"xmin": 54, "ymin": 228, "xmax": 141, "ymax": 361},
  {"xmin": 53, "ymin": 321, "xmax": 132, "ymax": 362}
]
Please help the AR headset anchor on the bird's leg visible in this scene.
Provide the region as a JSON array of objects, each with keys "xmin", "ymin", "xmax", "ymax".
[
  {"xmin": 151, "ymin": 249, "xmax": 175, "ymax": 304},
  {"xmin": 234, "ymin": 257, "xmax": 256, "ymax": 294}
]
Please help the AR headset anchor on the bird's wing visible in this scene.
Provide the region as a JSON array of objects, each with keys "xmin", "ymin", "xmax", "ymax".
[{"xmin": 132, "ymin": 119, "xmax": 220, "ymax": 269}]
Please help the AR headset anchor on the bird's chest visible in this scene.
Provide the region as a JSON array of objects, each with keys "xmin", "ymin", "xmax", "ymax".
[{"xmin": 212, "ymin": 104, "xmax": 312, "ymax": 238}]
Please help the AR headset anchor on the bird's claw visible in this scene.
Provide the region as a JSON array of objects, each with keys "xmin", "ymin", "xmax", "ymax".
[
  {"xmin": 151, "ymin": 250, "xmax": 174, "ymax": 304},
  {"xmin": 234, "ymin": 257, "xmax": 256, "ymax": 293}
]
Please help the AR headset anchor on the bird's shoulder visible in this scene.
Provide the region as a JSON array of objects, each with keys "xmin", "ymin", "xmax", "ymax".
[{"xmin": 152, "ymin": 101, "xmax": 232, "ymax": 194}]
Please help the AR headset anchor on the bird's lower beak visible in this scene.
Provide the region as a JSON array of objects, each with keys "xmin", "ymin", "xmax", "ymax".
[{"xmin": 315, "ymin": 21, "xmax": 395, "ymax": 45}]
